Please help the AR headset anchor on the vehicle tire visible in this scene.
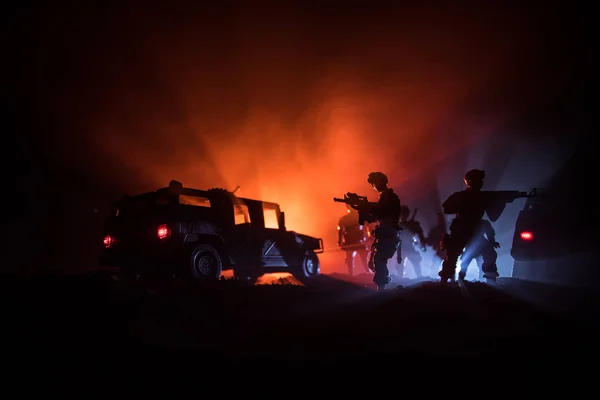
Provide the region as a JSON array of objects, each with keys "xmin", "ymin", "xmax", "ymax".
[
  {"xmin": 189, "ymin": 244, "xmax": 223, "ymax": 280},
  {"xmin": 292, "ymin": 250, "xmax": 321, "ymax": 283}
]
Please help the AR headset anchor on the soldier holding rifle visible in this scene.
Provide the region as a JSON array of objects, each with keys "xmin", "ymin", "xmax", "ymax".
[{"xmin": 334, "ymin": 172, "xmax": 402, "ymax": 291}]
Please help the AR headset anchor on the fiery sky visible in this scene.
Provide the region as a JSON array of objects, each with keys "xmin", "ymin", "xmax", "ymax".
[{"xmin": 4, "ymin": 2, "xmax": 589, "ymax": 272}]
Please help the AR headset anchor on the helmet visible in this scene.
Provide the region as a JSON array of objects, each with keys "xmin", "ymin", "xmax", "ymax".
[
  {"xmin": 367, "ymin": 172, "xmax": 388, "ymax": 186},
  {"xmin": 464, "ymin": 169, "xmax": 485, "ymax": 187}
]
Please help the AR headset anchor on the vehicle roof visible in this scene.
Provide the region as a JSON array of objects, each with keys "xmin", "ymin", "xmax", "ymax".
[
  {"xmin": 116, "ymin": 184, "xmax": 281, "ymax": 208},
  {"xmin": 168, "ymin": 186, "xmax": 280, "ymax": 208}
]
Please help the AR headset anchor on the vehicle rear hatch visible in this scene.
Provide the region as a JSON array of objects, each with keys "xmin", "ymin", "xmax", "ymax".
[{"xmin": 103, "ymin": 192, "xmax": 172, "ymax": 251}]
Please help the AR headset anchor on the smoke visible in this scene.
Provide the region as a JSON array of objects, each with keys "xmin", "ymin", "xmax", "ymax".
[{"xmin": 6, "ymin": 2, "xmax": 586, "ymax": 272}]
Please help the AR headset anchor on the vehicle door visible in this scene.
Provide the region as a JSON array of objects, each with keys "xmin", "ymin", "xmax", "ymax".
[
  {"xmin": 260, "ymin": 203, "xmax": 295, "ymax": 267},
  {"xmin": 226, "ymin": 201, "xmax": 264, "ymax": 267}
]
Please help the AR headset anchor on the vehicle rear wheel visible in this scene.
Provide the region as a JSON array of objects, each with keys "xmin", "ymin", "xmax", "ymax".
[
  {"xmin": 189, "ymin": 244, "xmax": 222, "ymax": 280},
  {"xmin": 292, "ymin": 250, "xmax": 321, "ymax": 283}
]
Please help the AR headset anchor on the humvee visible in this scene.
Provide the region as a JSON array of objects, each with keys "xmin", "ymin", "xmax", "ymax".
[
  {"xmin": 98, "ymin": 180, "xmax": 323, "ymax": 284},
  {"xmin": 510, "ymin": 148, "xmax": 600, "ymax": 288}
]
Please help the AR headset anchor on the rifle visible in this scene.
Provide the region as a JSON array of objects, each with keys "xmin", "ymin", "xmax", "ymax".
[
  {"xmin": 409, "ymin": 207, "xmax": 418, "ymax": 221},
  {"xmin": 334, "ymin": 192, "xmax": 371, "ymax": 224},
  {"xmin": 333, "ymin": 192, "xmax": 368, "ymax": 207},
  {"xmin": 485, "ymin": 188, "xmax": 540, "ymax": 222}
]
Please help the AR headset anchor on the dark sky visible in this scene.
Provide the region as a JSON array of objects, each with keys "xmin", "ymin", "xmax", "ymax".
[{"xmin": 2, "ymin": 2, "xmax": 593, "ymax": 273}]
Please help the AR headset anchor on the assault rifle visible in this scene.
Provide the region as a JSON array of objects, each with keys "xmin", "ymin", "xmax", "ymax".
[
  {"xmin": 334, "ymin": 192, "xmax": 372, "ymax": 224},
  {"xmin": 484, "ymin": 188, "xmax": 541, "ymax": 222}
]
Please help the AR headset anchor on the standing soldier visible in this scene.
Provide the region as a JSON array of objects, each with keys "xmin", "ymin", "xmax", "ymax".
[
  {"xmin": 334, "ymin": 172, "xmax": 402, "ymax": 291},
  {"xmin": 337, "ymin": 206, "xmax": 372, "ymax": 276},
  {"xmin": 395, "ymin": 205, "xmax": 427, "ymax": 279},
  {"xmin": 361, "ymin": 172, "xmax": 402, "ymax": 291},
  {"xmin": 439, "ymin": 169, "xmax": 528, "ymax": 283}
]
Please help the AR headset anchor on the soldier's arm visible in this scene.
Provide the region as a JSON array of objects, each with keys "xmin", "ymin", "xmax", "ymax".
[
  {"xmin": 337, "ymin": 218, "xmax": 345, "ymax": 244},
  {"xmin": 482, "ymin": 220, "xmax": 495, "ymax": 242},
  {"xmin": 482, "ymin": 220, "xmax": 499, "ymax": 247},
  {"xmin": 481, "ymin": 219, "xmax": 496, "ymax": 242},
  {"xmin": 416, "ymin": 223, "xmax": 427, "ymax": 246},
  {"xmin": 366, "ymin": 193, "xmax": 396, "ymax": 219}
]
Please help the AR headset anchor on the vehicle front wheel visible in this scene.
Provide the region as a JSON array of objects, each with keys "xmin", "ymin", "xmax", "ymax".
[
  {"xmin": 292, "ymin": 250, "xmax": 321, "ymax": 283},
  {"xmin": 189, "ymin": 244, "xmax": 223, "ymax": 280}
]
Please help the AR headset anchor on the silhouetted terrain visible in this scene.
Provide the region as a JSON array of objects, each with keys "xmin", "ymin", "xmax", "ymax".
[{"xmin": 3, "ymin": 272, "xmax": 598, "ymax": 390}]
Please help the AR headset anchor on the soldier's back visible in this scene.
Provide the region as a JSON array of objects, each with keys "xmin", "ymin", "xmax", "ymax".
[
  {"xmin": 444, "ymin": 190, "xmax": 486, "ymax": 220},
  {"xmin": 343, "ymin": 224, "xmax": 365, "ymax": 245},
  {"xmin": 339, "ymin": 212, "xmax": 358, "ymax": 227}
]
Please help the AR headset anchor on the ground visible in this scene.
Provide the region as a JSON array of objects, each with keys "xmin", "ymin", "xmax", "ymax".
[{"xmin": 3, "ymin": 271, "xmax": 598, "ymax": 393}]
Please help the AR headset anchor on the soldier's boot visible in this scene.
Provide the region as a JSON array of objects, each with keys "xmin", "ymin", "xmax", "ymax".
[
  {"xmin": 483, "ymin": 271, "xmax": 499, "ymax": 283},
  {"xmin": 482, "ymin": 263, "xmax": 499, "ymax": 282},
  {"xmin": 438, "ymin": 269, "xmax": 456, "ymax": 284}
]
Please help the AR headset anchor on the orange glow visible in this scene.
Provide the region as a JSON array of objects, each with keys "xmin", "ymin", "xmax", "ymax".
[
  {"xmin": 220, "ymin": 271, "xmax": 301, "ymax": 285},
  {"xmin": 90, "ymin": 80, "xmax": 501, "ymax": 273},
  {"xmin": 262, "ymin": 204, "xmax": 280, "ymax": 230},
  {"xmin": 75, "ymin": 14, "xmax": 542, "ymax": 273},
  {"xmin": 255, "ymin": 273, "xmax": 301, "ymax": 285}
]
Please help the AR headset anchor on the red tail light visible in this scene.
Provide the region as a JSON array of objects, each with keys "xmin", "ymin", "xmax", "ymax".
[
  {"xmin": 520, "ymin": 231, "xmax": 533, "ymax": 241},
  {"xmin": 103, "ymin": 235, "xmax": 114, "ymax": 248},
  {"xmin": 157, "ymin": 224, "xmax": 171, "ymax": 240}
]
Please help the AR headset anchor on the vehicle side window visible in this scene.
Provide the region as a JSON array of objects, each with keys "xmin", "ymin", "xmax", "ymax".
[
  {"xmin": 234, "ymin": 204, "xmax": 251, "ymax": 225},
  {"xmin": 263, "ymin": 204, "xmax": 279, "ymax": 229},
  {"xmin": 179, "ymin": 195, "xmax": 211, "ymax": 208}
]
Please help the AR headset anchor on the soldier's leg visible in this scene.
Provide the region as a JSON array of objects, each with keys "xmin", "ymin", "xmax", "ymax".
[
  {"xmin": 358, "ymin": 249, "xmax": 371, "ymax": 273},
  {"xmin": 480, "ymin": 243, "xmax": 499, "ymax": 280},
  {"xmin": 372, "ymin": 238, "xmax": 397, "ymax": 290},
  {"xmin": 458, "ymin": 252, "xmax": 474, "ymax": 281},
  {"xmin": 458, "ymin": 258, "xmax": 469, "ymax": 280},
  {"xmin": 459, "ymin": 239, "xmax": 481, "ymax": 280},
  {"xmin": 476, "ymin": 256, "xmax": 484, "ymax": 280},
  {"xmin": 368, "ymin": 243, "xmax": 376, "ymax": 272},
  {"xmin": 407, "ymin": 249, "xmax": 423, "ymax": 278},
  {"xmin": 439, "ymin": 233, "xmax": 466, "ymax": 282},
  {"xmin": 344, "ymin": 250, "xmax": 354, "ymax": 275},
  {"xmin": 395, "ymin": 245, "xmax": 405, "ymax": 277}
]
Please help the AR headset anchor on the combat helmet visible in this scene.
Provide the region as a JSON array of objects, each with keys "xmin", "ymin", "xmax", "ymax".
[
  {"xmin": 367, "ymin": 172, "xmax": 388, "ymax": 186},
  {"xmin": 464, "ymin": 169, "xmax": 485, "ymax": 188}
]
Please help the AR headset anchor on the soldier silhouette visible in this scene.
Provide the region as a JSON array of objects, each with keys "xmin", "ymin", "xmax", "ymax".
[
  {"xmin": 439, "ymin": 169, "xmax": 527, "ymax": 283},
  {"xmin": 337, "ymin": 205, "xmax": 372, "ymax": 276},
  {"xmin": 395, "ymin": 205, "xmax": 427, "ymax": 279},
  {"xmin": 360, "ymin": 172, "xmax": 402, "ymax": 291}
]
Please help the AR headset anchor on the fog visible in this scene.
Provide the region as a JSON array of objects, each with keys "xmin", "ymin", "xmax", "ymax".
[{"xmin": 4, "ymin": 3, "xmax": 587, "ymax": 273}]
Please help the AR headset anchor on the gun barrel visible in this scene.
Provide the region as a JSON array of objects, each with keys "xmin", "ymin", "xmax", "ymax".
[{"xmin": 333, "ymin": 198, "xmax": 346, "ymax": 203}]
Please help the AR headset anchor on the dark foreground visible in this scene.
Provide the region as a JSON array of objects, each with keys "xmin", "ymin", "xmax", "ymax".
[{"xmin": 3, "ymin": 272, "xmax": 599, "ymax": 391}]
